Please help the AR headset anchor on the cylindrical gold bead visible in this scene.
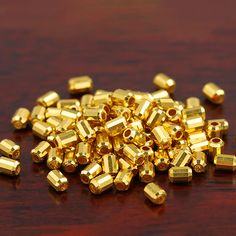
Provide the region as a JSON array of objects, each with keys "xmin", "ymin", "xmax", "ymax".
[
  {"xmin": 169, "ymin": 166, "xmax": 192, "ymax": 183},
  {"xmin": 80, "ymin": 94, "xmax": 94, "ymax": 108},
  {"xmin": 68, "ymin": 76, "xmax": 93, "ymax": 94},
  {"xmin": 208, "ymin": 137, "xmax": 224, "ymax": 162},
  {"xmin": 111, "ymin": 106, "xmax": 131, "ymax": 120},
  {"xmin": 191, "ymin": 152, "xmax": 207, "ymax": 173},
  {"xmin": 123, "ymin": 128, "xmax": 146, "ymax": 146},
  {"xmin": 47, "ymin": 148, "xmax": 63, "ymax": 170},
  {"xmin": 93, "ymin": 92, "xmax": 113, "ymax": 106},
  {"xmin": 171, "ymin": 148, "xmax": 192, "ymax": 167},
  {"xmin": 30, "ymin": 105, "xmax": 46, "ymax": 124},
  {"xmin": 134, "ymin": 99, "xmax": 153, "ymax": 120},
  {"xmin": 11, "ymin": 107, "xmax": 30, "ymax": 129},
  {"xmin": 83, "ymin": 107, "xmax": 107, "ymax": 125},
  {"xmin": 57, "ymin": 99, "xmax": 81, "ymax": 110},
  {"xmin": 95, "ymin": 132, "xmax": 112, "ymax": 155},
  {"xmin": 166, "ymin": 107, "xmax": 181, "ymax": 122},
  {"xmin": 144, "ymin": 182, "xmax": 167, "ymax": 205},
  {"xmin": 31, "ymin": 141, "xmax": 51, "ymax": 163},
  {"xmin": 151, "ymin": 89, "xmax": 170, "ymax": 99},
  {"xmin": 151, "ymin": 126, "xmax": 172, "ymax": 149},
  {"xmin": 186, "ymin": 97, "xmax": 201, "ymax": 108},
  {"xmin": 0, "ymin": 156, "xmax": 21, "ymax": 176},
  {"xmin": 156, "ymin": 98, "xmax": 175, "ymax": 110},
  {"xmin": 214, "ymin": 154, "xmax": 236, "ymax": 171},
  {"xmin": 188, "ymin": 131, "xmax": 208, "ymax": 145},
  {"xmin": 146, "ymin": 108, "xmax": 166, "ymax": 128},
  {"xmin": 80, "ymin": 162, "xmax": 102, "ymax": 184},
  {"xmin": 182, "ymin": 106, "xmax": 206, "ymax": 120},
  {"xmin": 102, "ymin": 153, "xmax": 119, "ymax": 176},
  {"xmin": 130, "ymin": 91, "xmax": 153, "ymax": 104},
  {"xmin": 47, "ymin": 132, "xmax": 57, "ymax": 147},
  {"xmin": 60, "ymin": 108, "xmax": 81, "ymax": 120},
  {"xmin": 114, "ymin": 170, "xmax": 133, "ymax": 191},
  {"xmin": 46, "ymin": 116, "xmax": 63, "ymax": 129},
  {"xmin": 111, "ymin": 89, "xmax": 135, "ymax": 107},
  {"xmin": 202, "ymin": 82, "xmax": 224, "ymax": 104},
  {"xmin": 37, "ymin": 91, "xmax": 60, "ymax": 107},
  {"xmin": 128, "ymin": 119, "xmax": 144, "ymax": 132},
  {"xmin": 190, "ymin": 140, "xmax": 209, "ymax": 153},
  {"xmin": 184, "ymin": 115, "xmax": 205, "ymax": 133},
  {"xmin": 208, "ymin": 119, "xmax": 229, "ymax": 135},
  {"xmin": 123, "ymin": 144, "xmax": 144, "ymax": 166},
  {"xmin": 104, "ymin": 116, "xmax": 127, "ymax": 137},
  {"xmin": 55, "ymin": 118, "xmax": 74, "ymax": 133},
  {"xmin": 62, "ymin": 149, "xmax": 78, "ymax": 173},
  {"xmin": 75, "ymin": 142, "xmax": 91, "ymax": 165},
  {"xmin": 140, "ymin": 146, "xmax": 154, "ymax": 162},
  {"xmin": 154, "ymin": 150, "xmax": 170, "ymax": 171},
  {"xmin": 55, "ymin": 130, "xmax": 78, "ymax": 149},
  {"xmin": 163, "ymin": 123, "xmax": 183, "ymax": 140},
  {"xmin": 112, "ymin": 135, "xmax": 125, "ymax": 156},
  {"xmin": 76, "ymin": 120, "xmax": 96, "ymax": 143},
  {"xmin": 139, "ymin": 161, "xmax": 155, "ymax": 183},
  {"xmin": 45, "ymin": 107, "xmax": 62, "ymax": 118},
  {"xmin": 118, "ymin": 158, "xmax": 138, "ymax": 175},
  {"xmin": 207, "ymin": 121, "xmax": 222, "ymax": 139},
  {"xmin": 32, "ymin": 121, "xmax": 53, "ymax": 140},
  {"xmin": 0, "ymin": 139, "xmax": 21, "ymax": 160},
  {"xmin": 89, "ymin": 173, "xmax": 113, "ymax": 194},
  {"xmin": 153, "ymin": 73, "xmax": 176, "ymax": 93},
  {"xmin": 47, "ymin": 170, "xmax": 68, "ymax": 192}
]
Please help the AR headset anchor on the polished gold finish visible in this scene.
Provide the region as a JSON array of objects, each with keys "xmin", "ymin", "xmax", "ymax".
[
  {"xmin": 118, "ymin": 158, "xmax": 138, "ymax": 175},
  {"xmin": 190, "ymin": 140, "xmax": 209, "ymax": 153},
  {"xmin": 11, "ymin": 107, "xmax": 30, "ymax": 129},
  {"xmin": 47, "ymin": 148, "xmax": 63, "ymax": 170},
  {"xmin": 0, "ymin": 156, "xmax": 21, "ymax": 176},
  {"xmin": 208, "ymin": 137, "xmax": 224, "ymax": 162},
  {"xmin": 151, "ymin": 126, "xmax": 172, "ymax": 149},
  {"xmin": 184, "ymin": 115, "xmax": 205, "ymax": 133},
  {"xmin": 153, "ymin": 73, "xmax": 176, "ymax": 93},
  {"xmin": 169, "ymin": 166, "xmax": 192, "ymax": 183},
  {"xmin": 75, "ymin": 142, "xmax": 91, "ymax": 165},
  {"xmin": 46, "ymin": 116, "xmax": 62, "ymax": 128},
  {"xmin": 55, "ymin": 130, "xmax": 78, "ymax": 149},
  {"xmin": 112, "ymin": 135, "xmax": 125, "ymax": 156},
  {"xmin": 47, "ymin": 170, "xmax": 68, "ymax": 192},
  {"xmin": 32, "ymin": 121, "xmax": 53, "ymax": 140},
  {"xmin": 191, "ymin": 152, "xmax": 207, "ymax": 173},
  {"xmin": 76, "ymin": 120, "xmax": 95, "ymax": 143},
  {"xmin": 56, "ymin": 118, "xmax": 74, "ymax": 133},
  {"xmin": 80, "ymin": 162, "xmax": 102, "ymax": 184},
  {"xmin": 80, "ymin": 94, "xmax": 94, "ymax": 108},
  {"xmin": 151, "ymin": 89, "xmax": 170, "ymax": 99},
  {"xmin": 208, "ymin": 119, "xmax": 229, "ymax": 135},
  {"xmin": 206, "ymin": 121, "xmax": 222, "ymax": 138},
  {"xmin": 156, "ymin": 98, "xmax": 175, "ymax": 110},
  {"xmin": 45, "ymin": 107, "xmax": 62, "ymax": 118},
  {"xmin": 111, "ymin": 89, "xmax": 135, "ymax": 107},
  {"xmin": 102, "ymin": 153, "xmax": 119, "ymax": 176},
  {"xmin": 171, "ymin": 148, "xmax": 192, "ymax": 167},
  {"xmin": 202, "ymin": 82, "xmax": 224, "ymax": 104},
  {"xmin": 140, "ymin": 146, "xmax": 154, "ymax": 162},
  {"xmin": 68, "ymin": 76, "xmax": 93, "ymax": 94},
  {"xmin": 30, "ymin": 105, "xmax": 46, "ymax": 124},
  {"xmin": 163, "ymin": 123, "xmax": 183, "ymax": 140},
  {"xmin": 47, "ymin": 132, "xmax": 57, "ymax": 147},
  {"xmin": 89, "ymin": 173, "xmax": 113, "ymax": 194},
  {"xmin": 93, "ymin": 92, "xmax": 112, "ymax": 106},
  {"xmin": 31, "ymin": 141, "xmax": 51, "ymax": 163},
  {"xmin": 182, "ymin": 106, "xmax": 206, "ymax": 120},
  {"xmin": 146, "ymin": 108, "xmax": 166, "ymax": 128},
  {"xmin": 111, "ymin": 106, "xmax": 131, "ymax": 120},
  {"xmin": 154, "ymin": 150, "xmax": 170, "ymax": 171},
  {"xmin": 188, "ymin": 131, "xmax": 208, "ymax": 145},
  {"xmin": 123, "ymin": 144, "xmax": 144, "ymax": 166},
  {"xmin": 114, "ymin": 170, "xmax": 133, "ymax": 191},
  {"xmin": 134, "ymin": 99, "xmax": 153, "ymax": 120},
  {"xmin": 139, "ymin": 161, "xmax": 155, "ymax": 183},
  {"xmin": 57, "ymin": 99, "xmax": 81, "ymax": 110},
  {"xmin": 104, "ymin": 116, "xmax": 127, "ymax": 137},
  {"xmin": 0, "ymin": 139, "xmax": 21, "ymax": 159},
  {"xmin": 186, "ymin": 97, "xmax": 201, "ymax": 108},
  {"xmin": 128, "ymin": 119, "xmax": 144, "ymax": 132},
  {"xmin": 37, "ymin": 91, "xmax": 60, "ymax": 107},
  {"xmin": 123, "ymin": 128, "xmax": 146, "ymax": 146},
  {"xmin": 96, "ymin": 132, "xmax": 112, "ymax": 155},
  {"xmin": 214, "ymin": 154, "xmax": 236, "ymax": 171},
  {"xmin": 60, "ymin": 108, "xmax": 81, "ymax": 120},
  {"xmin": 144, "ymin": 182, "xmax": 167, "ymax": 205},
  {"xmin": 62, "ymin": 149, "xmax": 78, "ymax": 173},
  {"xmin": 166, "ymin": 107, "xmax": 181, "ymax": 122},
  {"xmin": 83, "ymin": 107, "xmax": 107, "ymax": 124}
]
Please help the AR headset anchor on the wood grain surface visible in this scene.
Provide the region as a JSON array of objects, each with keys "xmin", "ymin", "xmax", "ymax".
[{"xmin": 0, "ymin": 1, "xmax": 236, "ymax": 235}]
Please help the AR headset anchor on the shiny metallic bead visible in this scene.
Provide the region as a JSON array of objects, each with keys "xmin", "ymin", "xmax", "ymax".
[
  {"xmin": 184, "ymin": 115, "xmax": 205, "ymax": 133},
  {"xmin": 118, "ymin": 158, "xmax": 138, "ymax": 175},
  {"xmin": 156, "ymin": 98, "xmax": 175, "ymax": 110},
  {"xmin": 31, "ymin": 141, "xmax": 51, "ymax": 163},
  {"xmin": 93, "ymin": 92, "xmax": 113, "ymax": 106},
  {"xmin": 144, "ymin": 182, "xmax": 167, "ymax": 205},
  {"xmin": 214, "ymin": 154, "xmax": 236, "ymax": 171},
  {"xmin": 57, "ymin": 99, "xmax": 81, "ymax": 110},
  {"xmin": 208, "ymin": 137, "xmax": 224, "ymax": 162},
  {"xmin": 76, "ymin": 120, "xmax": 95, "ymax": 143},
  {"xmin": 112, "ymin": 135, "xmax": 125, "ymax": 156},
  {"xmin": 111, "ymin": 89, "xmax": 136, "ymax": 107},
  {"xmin": 47, "ymin": 132, "xmax": 57, "ymax": 147},
  {"xmin": 171, "ymin": 148, "xmax": 192, "ymax": 167},
  {"xmin": 90, "ymin": 152, "xmax": 103, "ymax": 164},
  {"xmin": 146, "ymin": 108, "xmax": 166, "ymax": 128},
  {"xmin": 80, "ymin": 94, "xmax": 94, "ymax": 108},
  {"xmin": 102, "ymin": 153, "xmax": 119, "ymax": 176},
  {"xmin": 80, "ymin": 162, "xmax": 102, "ymax": 184},
  {"xmin": 169, "ymin": 166, "xmax": 192, "ymax": 183},
  {"xmin": 83, "ymin": 107, "xmax": 107, "ymax": 125},
  {"xmin": 55, "ymin": 118, "xmax": 74, "ymax": 133},
  {"xmin": 0, "ymin": 139, "xmax": 21, "ymax": 160},
  {"xmin": 47, "ymin": 148, "xmax": 63, "ymax": 170},
  {"xmin": 188, "ymin": 131, "xmax": 208, "ymax": 145},
  {"xmin": 32, "ymin": 121, "xmax": 53, "ymax": 140},
  {"xmin": 191, "ymin": 152, "xmax": 207, "ymax": 173},
  {"xmin": 163, "ymin": 123, "xmax": 183, "ymax": 140},
  {"xmin": 37, "ymin": 91, "xmax": 60, "ymax": 107},
  {"xmin": 154, "ymin": 150, "xmax": 170, "ymax": 171},
  {"xmin": 104, "ymin": 116, "xmax": 127, "ymax": 137},
  {"xmin": 47, "ymin": 170, "xmax": 68, "ymax": 192},
  {"xmin": 134, "ymin": 99, "xmax": 153, "ymax": 120},
  {"xmin": 182, "ymin": 106, "xmax": 206, "ymax": 120},
  {"xmin": 60, "ymin": 108, "xmax": 81, "ymax": 120},
  {"xmin": 114, "ymin": 170, "xmax": 133, "ymax": 191},
  {"xmin": 202, "ymin": 82, "xmax": 225, "ymax": 104},
  {"xmin": 123, "ymin": 128, "xmax": 146, "ymax": 146},
  {"xmin": 62, "ymin": 149, "xmax": 78, "ymax": 173},
  {"xmin": 45, "ymin": 107, "xmax": 62, "ymax": 118},
  {"xmin": 139, "ymin": 161, "xmax": 155, "ymax": 183},
  {"xmin": 130, "ymin": 91, "xmax": 153, "ymax": 104},
  {"xmin": 75, "ymin": 142, "xmax": 91, "ymax": 165},
  {"xmin": 95, "ymin": 132, "xmax": 112, "ymax": 155},
  {"xmin": 166, "ymin": 107, "xmax": 181, "ymax": 122},
  {"xmin": 167, "ymin": 149, "xmax": 179, "ymax": 160},
  {"xmin": 30, "ymin": 105, "xmax": 46, "ymax": 124},
  {"xmin": 128, "ymin": 119, "xmax": 144, "ymax": 132},
  {"xmin": 0, "ymin": 156, "xmax": 21, "ymax": 176},
  {"xmin": 11, "ymin": 107, "xmax": 30, "ymax": 129},
  {"xmin": 55, "ymin": 130, "xmax": 78, "ymax": 149},
  {"xmin": 151, "ymin": 126, "xmax": 172, "ymax": 149},
  {"xmin": 207, "ymin": 119, "xmax": 229, "ymax": 135},
  {"xmin": 190, "ymin": 140, "xmax": 209, "ymax": 153},
  {"xmin": 151, "ymin": 89, "xmax": 170, "ymax": 99},
  {"xmin": 123, "ymin": 144, "xmax": 144, "ymax": 166},
  {"xmin": 174, "ymin": 101, "xmax": 185, "ymax": 112},
  {"xmin": 46, "ymin": 116, "xmax": 63, "ymax": 129},
  {"xmin": 186, "ymin": 97, "xmax": 201, "ymax": 108},
  {"xmin": 89, "ymin": 173, "xmax": 114, "ymax": 194},
  {"xmin": 206, "ymin": 121, "xmax": 222, "ymax": 138},
  {"xmin": 153, "ymin": 73, "xmax": 176, "ymax": 93},
  {"xmin": 68, "ymin": 76, "xmax": 93, "ymax": 94},
  {"xmin": 140, "ymin": 146, "xmax": 154, "ymax": 162},
  {"xmin": 111, "ymin": 106, "xmax": 131, "ymax": 121}
]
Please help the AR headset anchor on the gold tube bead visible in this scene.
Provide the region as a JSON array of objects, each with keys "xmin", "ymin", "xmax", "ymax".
[
  {"xmin": 90, "ymin": 152, "xmax": 103, "ymax": 164},
  {"xmin": 32, "ymin": 121, "xmax": 53, "ymax": 140},
  {"xmin": 76, "ymin": 120, "xmax": 95, "ymax": 143},
  {"xmin": 89, "ymin": 173, "xmax": 113, "ymax": 194},
  {"xmin": 163, "ymin": 123, "xmax": 184, "ymax": 141},
  {"xmin": 128, "ymin": 119, "xmax": 144, "ymax": 132},
  {"xmin": 144, "ymin": 182, "xmax": 167, "ymax": 205},
  {"xmin": 62, "ymin": 149, "xmax": 78, "ymax": 173},
  {"xmin": 93, "ymin": 92, "xmax": 113, "ymax": 106},
  {"xmin": 123, "ymin": 144, "xmax": 144, "ymax": 166},
  {"xmin": 118, "ymin": 158, "xmax": 138, "ymax": 176},
  {"xmin": 191, "ymin": 152, "xmax": 207, "ymax": 173},
  {"xmin": 140, "ymin": 146, "xmax": 154, "ymax": 162},
  {"xmin": 202, "ymin": 82, "xmax": 225, "ymax": 104},
  {"xmin": 45, "ymin": 107, "xmax": 62, "ymax": 118},
  {"xmin": 111, "ymin": 106, "xmax": 131, "ymax": 121},
  {"xmin": 174, "ymin": 101, "xmax": 185, "ymax": 112},
  {"xmin": 57, "ymin": 99, "xmax": 81, "ymax": 111},
  {"xmin": 0, "ymin": 139, "xmax": 21, "ymax": 160},
  {"xmin": 208, "ymin": 119, "xmax": 229, "ymax": 135},
  {"xmin": 56, "ymin": 118, "xmax": 75, "ymax": 133},
  {"xmin": 80, "ymin": 94, "xmax": 94, "ymax": 108},
  {"xmin": 167, "ymin": 149, "xmax": 179, "ymax": 160},
  {"xmin": 134, "ymin": 99, "xmax": 153, "ymax": 120},
  {"xmin": 184, "ymin": 115, "xmax": 205, "ymax": 133},
  {"xmin": 123, "ymin": 128, "xmax": 146, "ymax": 146},
  {"xmin": 95, "ymin": 132, "xmax": 112, "ymax": 155},
  {"xmin": 80, "ymin": 162, "xmax": 102, "ymax": 184},
  {"xmin": 151, "ymin": 126, "xmax": 172, "ymax": 149},
  {"xmin": 171, "ymin": 148, "xmax": 192, "ymax": 167},
  {"xmin": 0, "ymin": 156, "xmax": 21, "ymax": 176},
  {"xmin": 83, "ymin": 107, "xmax": 107, "ymax": 125},
  {"xmin": 186, "ymin": 97, "xmax": 201, "ymax": 108},
  {"xmin": 114, "ymin": 170, "xmax": 133, "ymax": 191},
  {"xmin": 55, "ymin": 130, "xmax": 78, "ymax": 149},
  {"xmin": 156, "ymin": 98, "xmax": 175, "ymax": 110},
  {"xmin": 68, "ymin": 76, "xmax": 93, "ymax": 94},
  {"xmin": 47, "ymin": 132, "xmax": 57, "ymax": 147},
  {"xmin": 130, "ymin": 91, "xmax": 153, "ymax": 104},
  {"xmin": 208, "ymin": 137, "xmax": 224, "ymax": 162},
  {"xmin": 104, "ymin": 116, "xmax": 127, "ymax": 137},
  {"xmin": 30, "ymin": 105, "xmax": 46, "ymax": 124},
  {"xmin": 166, "ymin": 107, "xmax": 181, "ymax": 122},
  {"xmin": 151, "ymin": 89, "xmax": 170, "ymax": 99},
  {"xmin": 46, "ymin": 116, "xmax": 63, "ymax": 129},
  {"xmin": 169, "ymin": 166, "xmax": 192, "ymax": 183},
  {"xmin": 214, "ymin": 154, "xmax": 236, "ymax": 171},
  {"xmin": 153, "ymin": 73, "xmax": 176, "ymax": 93},
  {"xmin": 31, "ymin": 141, "xmax": 51, "ymax": 163},
  {"xmin": 11, "ymin": 107, "xmax": 30, "ymax": 129},
  {"xmin": 60, "ymin": 108, "xmax": 81, "ymax": 120},
  {"xmin": 146, "ymin": 108, "xmax": 166, "ymax": 128},
  {"xmin": 188, "ymin": 131, "xmax": 208, "ymax": 145},
  {"xmin": 47, "ymin": 148, "xmax": 64, "ymax": 170},
  {"xmin": 47, "ymin": 170, "xmax": 68, "ymax": 192},
  {"xmin": 190, "ymin": 140, "xmax": 209, "ymax": 153},
  {"xmin": 94, "ymin": 89, "xmax": 111, "ymax": 95},
  {"xmin": 111, "ymin": 89, "xmax": 136, "ymax": 107},
  {"xmin": 154, "ymin": 150, "xmax": 170, "ymax": 171},
  {"xmin": 206, "ymin": 121, "xmax": 222, "ymax": 139},
  {"xmin": 112, "ymin": 135, "xmax": 125, "ymax": 156},
  {"xmin": 182, "ymin": 106, "xmax": 206, "ymax": 120},
  {"xmin": 75, "ymin": 142, "xmax": 91, "ymax": 165},
  {"xmin": 139, "ymin": 161, "xmax": 155, "ymax": 183},
  {"xmin": 102, "ymin": 153, "xmax": 119, "ymax": 176},
  {"xmin": 37, "ymin": 91, "xmax": 60, "ymax": 107}
]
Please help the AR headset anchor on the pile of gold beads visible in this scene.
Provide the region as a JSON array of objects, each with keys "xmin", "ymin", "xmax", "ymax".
[{"xmin": 0, "ymin": 73, "xmax": 232, "ymax": 205}]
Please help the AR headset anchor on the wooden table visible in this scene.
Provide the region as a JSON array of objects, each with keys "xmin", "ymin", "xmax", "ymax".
[{"xmin": 0, "ymin": 1, "xmax": 236, "ymax": 235}]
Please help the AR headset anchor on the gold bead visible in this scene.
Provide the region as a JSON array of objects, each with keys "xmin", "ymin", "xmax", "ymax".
[
  {"xmin": 80, "ymin": 162, "xmax": 102, "ymax": 184},
  {"xmin": 0, "ymin": 139, "xmax": 21, "ymax": 160},
  {"xmin": 89, "ymin": 173, "xmax": 113, "ymax": 194},
  {"xmin": 191, "ymin": 152, "xmax": 207, "ymax": 173},
  {"xmin": 75, "ymin": 142, "xmax": 91, "ymax": 165},
  {"xmin": 57, "ymin": 99, "xmax": 81, "ymax": 110},
  {"xmin": 171, "ymin": 148, "xmax": 192, "ymax": 167},
  {"xmin": 154, "ymin": 150, "xmax": 170, "ymax": 171},
  {"xmin": 30, "ymin": 105, "xmax": 46, "ymax": 124},
  {"xmin": 47, "ymin": 148, "xmax": 63, "ymax": 170},
  {"xmin": 151, "ymin": 126, "xmax": 172, "ymax": 149},
  {"xmin": 62, "ymin": 149, "xmax": 78, "ymax": 173},
  {"xmin": 123, "ymin": 143, "xmax": 144, "ymax": 166},
  {"xmin": 55, "ymin": 130, "xmax": 78, "ymax": 149},
  {"xmin": 32, "ymin": 121, "xmax": 53, "ymax": 140},
  {"xmin": 202, "ymin": 82, "xmax": 224, "ymax": 104},
  {"xmin": 111, "ymin": 89, "xmax": 135, "ymax": 107},
  {"xmin": 0, "ymin": 156, "xmax": 21, "ymax": 176},
  {"xmin": 214, "ymin": 154, "xmax": 236, "ymax": 171},
  {"xmin": 37, "ymin": 91, "xmax": 60, "ymax": 107},
  {"xmin": 114, "ymin": 170, "xmax": 133, "ymax": 191},
  {"xmin": 11, "ymin": 107, "xmax": 30, "ymax": 129},
  {"xmin": 104, "ymin": 116, "xmax": 127, "ymax": 137},
  {"xmin": 47, "ymin": 170, "xmax": 68, "ymax": 192},
  {"xmin": 153, "ymin": 73, "xmax": 176, "ymax": 93},
  {"xmin": 139, "ymin": 161, "xmax": 155, "ymax": 183},
  {"xmin": 134, "ymin": 99, "xmax": 153, "ymax": 120},
  {"xmin": 68, "ymin": 76, "xmax": 93, "ymax": 94},
  {"xmin": 151, "ymin": 89, "xmax": 170, "ymax": 99},
  {"xmin": 102, "ymin": 153, "xmax": 119, "ymax": 176},
  {"xmin": 123, "ymin": 128, "xmax": 146, "ymax": 147},
  {"xmin": 169, "ymin": 166, "xmax": 192, "ymax": 183},
  {"xmin": 31, "ymin": 141, "xmax": 51, "ymax": 163},
  {"xmin": 208, "ymin": 137, "xmax": 224, "ymax": 162},
  {"xmin": 186, "ymin": 97, "xmax": 201, "ymax": 108},
  {"xmin": 146, "ymin": 108, "xmax": 166, "ymax": 128},
  {"xmin": 96, "ymin": 132, "xmax": 112, "ymax": 155},
  {"xmin": 76, "ymin": 120, "xmax": 95, "ymax": 143}
]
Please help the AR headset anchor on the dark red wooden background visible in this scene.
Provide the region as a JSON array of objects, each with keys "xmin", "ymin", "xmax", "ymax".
[{"xmin": 0, "ymin": 1, "xmax": 236, "ymax": 235}]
